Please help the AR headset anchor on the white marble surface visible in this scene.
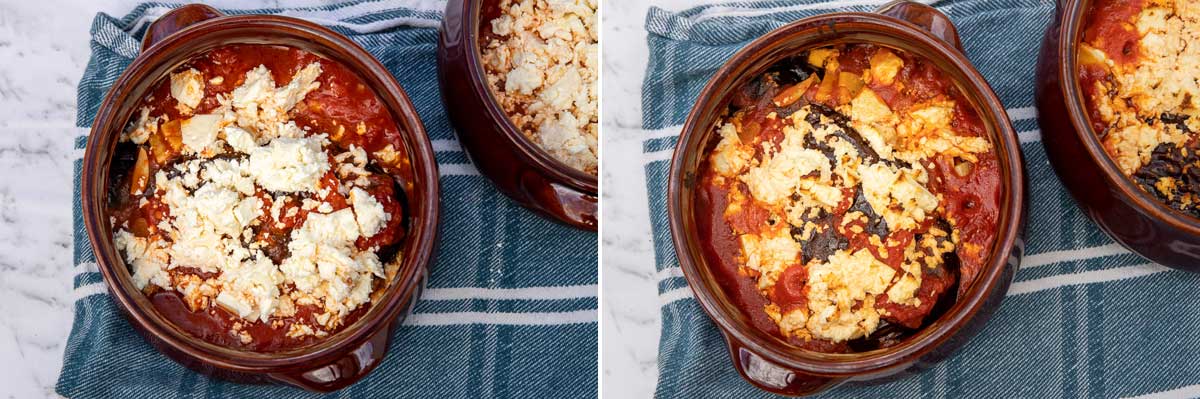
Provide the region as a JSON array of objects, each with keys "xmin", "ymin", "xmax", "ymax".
[
  {"xmin": 599, "ymin": 0, "xmax": 700, "ymax": 398},
  {"xmin": 0, "ymin": 1, "xmax": 139, "ymax": 397},
  {"xmin": 0, "ymin": 1, "xmax": 355, "ymax": 397}
]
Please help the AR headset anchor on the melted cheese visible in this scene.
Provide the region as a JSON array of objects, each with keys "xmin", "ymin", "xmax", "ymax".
[
  {"xmin": 1083, "ymin": 0, "xmax": 1200, "ymax": 174},
  {"xmin": 740, "ymin": 121, "xmax": 833, "ymax": 206},
  {"xmin": 858, "ymin": 162, "xmax": 938, "ymax": 231},
  {"xmin": 738, "ymin": 228, "xmax": 801, "ymax": 291},
  {"xmin": 713, "ymin": 47, "xmax": 994, "ymax": 343},
  {"xmin": 803, "ymin": 249, "xmax": 895, "ymax": 341}
]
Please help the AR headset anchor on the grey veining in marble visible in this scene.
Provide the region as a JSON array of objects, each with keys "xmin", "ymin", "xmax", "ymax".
[
  {"xmin": 0, "ymin": 1, "xmax": 142, "ymax": 396},
  {"xmin": 600, "ymin": 1, "xmax": 706, "ymax": 398}
]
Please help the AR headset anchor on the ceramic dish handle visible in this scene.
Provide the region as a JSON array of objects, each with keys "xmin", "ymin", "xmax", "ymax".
[
  {"xmin": 724, "ymin": 332, "xmax": 843, "ymax": 396},
  {"xmin": 142, "ymin": 4, "xmax": 224, "ymax": 50},
  {"xmin": 876, "ymin": 0, "xmax": 964, "ymax": 52},
  {"xmin": 521, "ymin": 172, "xmax": 599, "ymax": 230},
  {"xmin": 269, "ymin": 327, "xmax": 393, "ymax": 392}
]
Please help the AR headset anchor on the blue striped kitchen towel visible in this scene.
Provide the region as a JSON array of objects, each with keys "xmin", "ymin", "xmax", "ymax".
[
  {"xmin": 642, "ymin": 0, "xmax": 1200, "ymax": 398},
  {"xmin": 60, "ymin": 2, "xmax": 596, "ymax": 398}
]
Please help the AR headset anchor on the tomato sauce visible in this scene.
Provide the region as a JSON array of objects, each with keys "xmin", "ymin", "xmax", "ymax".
[
  {"xmin": 1082, "ymin": 0, "xmax": 1144, "ymax": 66},
  {"xmin": 696, "ymin": 44, "xmax": 1001, "ymax": 352},
  {"xmin": 109, "ymin": 44, "xmax": 412, "ymax": 352}
]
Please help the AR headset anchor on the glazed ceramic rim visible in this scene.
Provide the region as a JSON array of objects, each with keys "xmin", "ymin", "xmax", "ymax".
[
  {"xmin": 1056, "ymin": 0, "xmax": 1200, "ymax": 236},
  {"xmin": 462, "ymin": 0, "xmax": 599, "ymax": 192},
  {"xmin": 81, "ymin": 14, "xmax": 439, "ymax": 371},
  {"xmin": 668, "ymin": 13, "xmax": 1024, "ymax": 375}
]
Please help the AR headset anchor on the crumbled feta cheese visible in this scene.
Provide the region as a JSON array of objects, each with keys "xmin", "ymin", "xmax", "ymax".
[
  {"xmin": 170, "ymin": 68, "xmax": 205, "ymax": 109},
  {"xmin": 349, "ymin": 187, "xmax": 388, "ymax": 237},
  {"xmin": 738, "ymin": 228, "xmax": 800, "ymax": 291},
  {"xmin": 739, "ymin": 121, "xmax": 832, "ymax": 206},
  {"xmin": 113, "ymin": 59, "xmax": 396, "ymax": 337},
  {"xmin": 481, "ymin": 0, "xmax": 597, "ymax": 175},
  {"xmin": 114, "ymin": 230, "xmax": 170, "ymax": 289},
  {"xmin": 125, "ymin": 107, "xmax": 157, "ymax": 145},
  {"xmin": 223, "ymin": 125, "xmax": 258, "ymax": 154},
  {"xmin": 247, "ymin": 135, "xmax": 331, "ymax": 193},
  {"xmin": 230, "ymin": 63, "xmax": 323, "ymax": 139},
  {"xmin": 181, "ymin": 114, "xmax": 223, "ymax": 154}
]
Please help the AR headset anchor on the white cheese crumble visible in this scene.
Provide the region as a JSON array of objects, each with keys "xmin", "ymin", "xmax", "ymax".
[
  {"xmin": 247, "ymin": 135, "xmax": 332, "ymax": 193},
  {"xmin": 481, "ymin": 0, "xmax": 598, "ymax": 175},
  {"xmin": 858, "ymin": 162, "xmax": 938, "ymax": 231},
  {"xmin": 113, "ymin": 60, "xmax": 399, "ymax": 333},
  {"xmin": 170, "ymin": 68, "xmax": 205, "ymax": 110},
  {"xmin": 181, "ymin": 114, "xmax": 223, "ymax": 154},
  {"xmin": 231, "ymin": 62, "xmax": 323, "ymax": 141},
  {"xmin": 280, "ymin": 208, "xmax": 383, "ymax": 318},
  {"xmin": 802, "ymin": 249, "xmax": 895, "ymax": 342},
  {"xmin": 349, "ymin": 187, "xmax": 389, "ymax": 238}
]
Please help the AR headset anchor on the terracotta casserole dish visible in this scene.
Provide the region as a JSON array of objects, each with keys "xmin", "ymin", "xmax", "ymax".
[
  {"xmin": 667, "ymin": 1, "xmax": 1027, "ymax": 395},
  {"xmin": 1036, "ymin": 0, "xmax": 1200, "ymax": 271},
  {"xmin": 437, "ymin": 0, "xmax": 598, "ymax": 231},
  {"xmin": 79, "ymin": 4, "xmax": 440, "ymax": 392}
]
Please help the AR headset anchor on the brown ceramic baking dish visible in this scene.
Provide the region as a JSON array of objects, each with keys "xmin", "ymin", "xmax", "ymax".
[
  {"xmin": 79, "ymin": 4, "xmax": 440, "ymax": 392},
  {"xmin": 667, "ymin": 1, "xmax": 1027, "ymax": 395},
  {"xmin": 1036, "ymin": 0, "xmax": 1200, "ymax": 271},
  {"xmin": 436, "ymin": 0, "xmax": 598, "ymax": 231}
]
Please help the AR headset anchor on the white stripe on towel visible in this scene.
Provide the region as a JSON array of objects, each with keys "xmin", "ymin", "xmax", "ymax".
[
  {"xmin": 1021, "ymin": 243, "xmax": 1130, "ymax": 269},
  {"xmin": 658, "ymin": 287, "xmax": 694, "ymax": 306},
  {"xmin": 654, "ymin": 266, "xmax": 685, "ymax": 282},
  {"xmin": 76, "ymin": 262, "xmax": 99, "ymax": 274},
  {"xmin": 1125, "ymin": 383, "xmax": 1200, "ymax": 399},
  {"xmin": 73, "ymin": 282, "xmax": 109, "ymax": 302},
  {"xmin": 643, "ymin": 149, "xmax": 674, "ymax": 165},
  {"xmin": 439, "ymin": 163, "xmax": 480, "ymax": 176},
  {"xmin": 404, "ymin": 309, "xmax": 597, "ymax": 326},
  {"xmin": 1006, "ymin": 106, "xmax": 1038, "ymax": 122},
  {"xmin": 431, "ymin": 139, "xmax": 462, "ymax": 152},
  {"xmin": 1006, "ymin": 263, "xmax": 1171, "ymax": 296},
  {"xmin": 422, "ymin": 285, "xmax": 597, "ymax": 301}
]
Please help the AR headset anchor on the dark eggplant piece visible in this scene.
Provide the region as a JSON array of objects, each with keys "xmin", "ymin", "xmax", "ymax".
[
  {"xmin": 1133, "ymin": 140, "xmax": 1200, "ymax": 218},
  {"xmin": 848, "ymin": 189, "xmax": 889, "ymax": 238},
  {"xmin": 847, "ymin": 320, "xmax": 913, "ymax": 352},
  {"xmin": 791, "ymin": 208, "xmax": 848, "ymax": 265},
  {"xmin": 768, "ymin": 52, "xmax": 822, "ymax": 85},
  {"xmin": 1160, "ymin": 112, "xmax": 1191, "ymax": 133},
  {"xmin": 731, "ymin": 74, "xmax": 775, "ymax": 110},
  {"xmin": 108, "ymin": 142, "xmax": 141, "ymax": 208},
  {"xmin": 806, "ymin": 103, "xmax": 881, "ymax": 163}
]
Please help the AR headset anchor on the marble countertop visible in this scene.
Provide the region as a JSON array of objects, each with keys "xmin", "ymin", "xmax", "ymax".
[
  {"xmin": 599, "ymin": 0, "xmax": 703, "ymax": 398},
  {"xmin": 0, "ymin": 1, "xmax": 141, "ymax": 397}
]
